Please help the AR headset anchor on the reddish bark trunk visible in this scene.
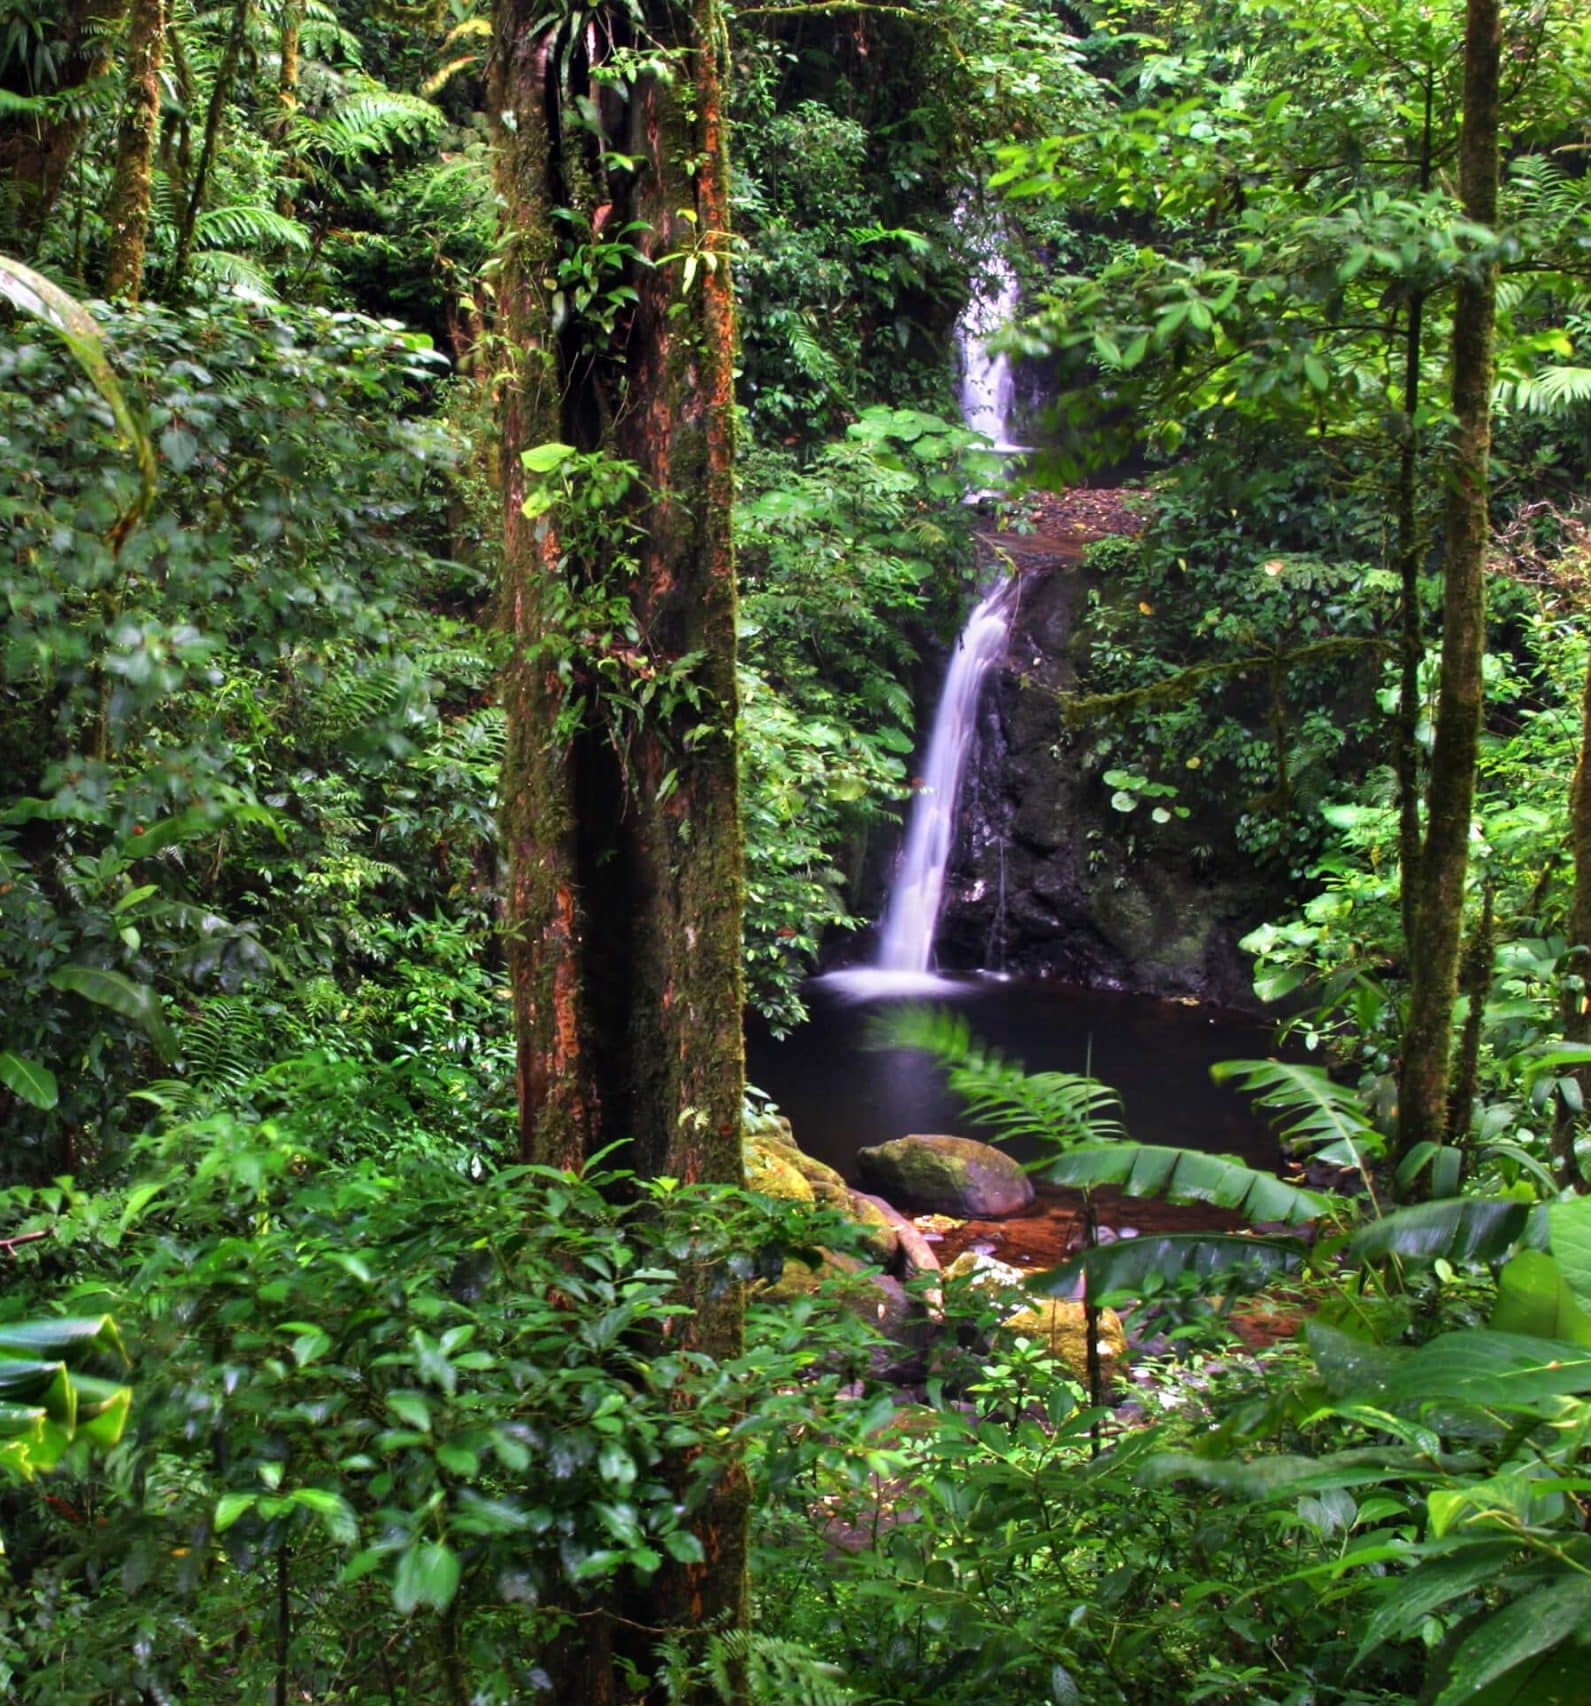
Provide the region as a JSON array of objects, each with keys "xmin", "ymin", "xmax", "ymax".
[{"xmin": 490, "ymin": 0, "xmax": 748, "ymax": 1689}]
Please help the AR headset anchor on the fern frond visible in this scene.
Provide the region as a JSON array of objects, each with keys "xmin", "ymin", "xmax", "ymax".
[
  {"xmin": 1496, "ymin": 365, "xmax": 1591, "ymax": 417},
  {"xmin": 189, "ymin": 249, "xmax": 279, "ymax": 300},
  {"xmin": 877, "ymin": 1005, "xmax": 1125, "ymax": 1148},
  {"xmin": 1209, "ymin": 1058, "xmax": 1380, "ymax": 1184},
  {"xmin": 196, "ymin": 204, "xmax": 311, "ymax": 252},
  {"xmin": 296, "ymin": 88, "xmax": 442, "ymax": 164}
]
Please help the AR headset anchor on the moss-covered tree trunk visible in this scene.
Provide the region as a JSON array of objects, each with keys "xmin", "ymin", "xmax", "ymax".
[
  {"xmin": 491, "ymin": 0, "xmax": 747, "ymax": 1694},
  {"xmin": 102, "ymin": 0, "xmax": 165, "ymax": 299},
  {"xmin": 1395, "ymin": 0, "xmax": 1501, "ymax": 1180},
  {"xmin": 0, "ymin": 0, "xmax": 127, "ymax": 252},
  {"xmin": 1554, "ymin": 640, "xmax": 1591, "ymax": 1187}
]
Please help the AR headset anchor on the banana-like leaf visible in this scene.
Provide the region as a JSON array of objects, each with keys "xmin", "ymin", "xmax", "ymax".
[
  {"xmin": 1348, "ymin": 1199, "xmax": 1548, "ymax": 1268},
  {"xmin": 0, "ymin": 1316, "xmax": 127, "ymax": 1368},
  {"xmin": 0, "ymin": 254, "xmax": 156, "ymax": 549},
  {"xmin": 1040, "ymin": 1143, "xmax": 1331, "ymax": 1226},
  {"xmin": 1032, "ymin": 1231, "xmax": 1307, "ymax": 1301},
  {"xmin": 46, "ymin": 965, "xmax": 177, "ymax": 1062}
]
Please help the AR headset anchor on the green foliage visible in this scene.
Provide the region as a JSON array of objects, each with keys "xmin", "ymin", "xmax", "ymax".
[{"xmin": 0, "ymin": 1315, "xmax": 130, "ymax": 1489}]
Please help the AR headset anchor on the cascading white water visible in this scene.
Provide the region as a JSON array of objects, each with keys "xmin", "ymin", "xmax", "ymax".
[
  {"xmin": 956, "ymin": 246, "xmax": 1027, "ymax": 454},
  {"xmin": 821, "ymin": 218, "xmax": 1024, "ymax": 999},
  {"xmin": 873, "ymin": 576, "xmax": 1018, "ymax": 975}
]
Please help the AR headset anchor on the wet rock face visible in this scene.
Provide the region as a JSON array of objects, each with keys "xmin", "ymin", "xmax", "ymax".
[
  {"xmin": 933, "ymin": 562, "xmax": 1279, "ymax": 1008},
  {"xmin": 856, "ymin": 1134, "xmax": 1035, "ymax": 1219}
]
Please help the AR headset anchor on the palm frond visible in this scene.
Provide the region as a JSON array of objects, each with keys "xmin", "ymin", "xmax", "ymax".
[{"xmin": 1210, "ymin": 1058, "xmax": 1381, "ymax": 1185}]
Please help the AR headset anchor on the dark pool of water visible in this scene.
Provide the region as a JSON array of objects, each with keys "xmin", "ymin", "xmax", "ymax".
[{"xmin": 745, "ymin": 973, "xmax": 1280, "ymax": 1180}]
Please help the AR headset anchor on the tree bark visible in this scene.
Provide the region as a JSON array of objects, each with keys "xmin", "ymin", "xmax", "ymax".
[
  {"xmin": 1553, "ymin": 639, "xmax": 1591, "ymax": 1187},
  {"xmin": 102, "ymin": 0, "xmax": 166, "ymax": 299},
  {"xmin": 0, "ymin": 0, "xmax": 127, "ymax": 252},
  {"xmin": 1395, "ymin": 0, "xmax": 1501, "ymax": 1179},
  {"xmin": 491, "ymin": 0, "xmax": 748, "ymax": 1692}
]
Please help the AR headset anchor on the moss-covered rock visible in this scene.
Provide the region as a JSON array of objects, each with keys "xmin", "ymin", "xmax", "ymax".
[
  {"xmin": 844, "ymin": 1190, "xmax": 900, "ymax": 1268},
  {"xmin": 999, "ymin": 1299, "xmax": 1127, "ymax": 1382},
  {"xmin": 942, "ymin": 1250, "xmax": 1126, "ymax": 1383},
  {"xmin": 744, "ymin": 1137, "xmax": 816, "ymax": 1204},
  {"xmin": 856, "ymin": 1134, "xmax": 1034, "ymax": 1218}
]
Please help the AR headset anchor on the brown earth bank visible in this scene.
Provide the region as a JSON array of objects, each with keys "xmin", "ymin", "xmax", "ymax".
[{"xmin": 924, "ymin": 1183, "xmax": 1307, "ymax": 1355}]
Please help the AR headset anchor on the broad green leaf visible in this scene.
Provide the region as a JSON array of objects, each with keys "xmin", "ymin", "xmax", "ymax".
[
  {"xmin": 0, "ymin": 1360, "xmax": 74, "ymax": 1425},
  {"xmin": 393, "ymin": 1540, "xmax": 460, "ymax": 1613},
  {"xmin": 520, "ymin": 441, "xmax": 576, "ymax": 474},
  {"xmin": 1040, "ymin": 1144, "xmax": 1331, "ymax": 1226},
  {"xmin": 1489, "ymin": 1252, "xmax": 1591, "ymax": 1346},
  {"xmin": 1033, "ymin": 1231, "xmax": 1306, "ymax": 1301},
  {"xmin": 1379, "ymin": 1330, "xmax": 1591, "ymax": 1411},
  {"xmin": 46, "ymin": 965, "xmax": 177, "ymax": 1061},
  {"xmin": 0, "ymin": 1316, "xmax": 127, "ymax": 1368},
  {"xmin": 214, "ymin": 1492, "xmax": 257, "ymax": 1532},
  {"xmin": 1146, "ymin": 1445, "xmax": 1443, "ymax": 1502},
  {"xmin": 290, "ymin": 1487, "xmax": 358, "ymax": 1545},
  {"xmin": 0, "ymin": 1052, "xmax": 57, "ymax": 1110},
  {"xmin": 1350, "ymin": 1543, "xmax": 1518, "ymax": 1670},
  {"xmin": 1435, "ymin": 1575, "xmax": 1591, "ymax": 1703},
  {"xmin": 1547, "ymin": 1195, "xmax": 1591, "ymax": 1317},
  {"xmin": 1349, "ymin": 1200, "xmax": 1548, "ymax": 1269}
]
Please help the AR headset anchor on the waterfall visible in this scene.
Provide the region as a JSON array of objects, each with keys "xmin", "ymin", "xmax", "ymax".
[
  {"xmin": 956, "ymin": 244, "xmax": 1028, "ymax": 454},
  {"xmin": 821, "ymin": 219, "xmax": 1023, "ymax": 999},
  {"xmin": 874, "ymin": 577, "xmax": 1018, "ymax": 974}
]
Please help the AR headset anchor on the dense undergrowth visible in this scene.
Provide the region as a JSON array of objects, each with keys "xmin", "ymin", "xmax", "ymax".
[{"xmin": 5, "ymin": 0, "xmax": 1591, "ymax": 1701}]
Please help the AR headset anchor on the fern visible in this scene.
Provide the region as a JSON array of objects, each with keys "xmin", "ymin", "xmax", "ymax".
[
  {"xmin": 295, "ymin": 87, "xmax": 442, "ymax": 165},
  {"xmin": 190, "ymin": 249, "xmax": 280, "ymax": 300},
  {"xmin": 196, "ymin": 204, "xmax": 311, "ymax": 253},
  {"xmin": 1210, "ymin": 1058, "xmax": 1381, "ymax": 1192},
  {"xmin": 1496, "ymin": 365, "xmax": 1591, "ymax": 417},
  {"xmin": 670, "ymin": 1629, "xmax": 852, "ymax": 1705},
  {"xmin": 877, "ymin": 1005, "xmax": 1125, "ymax": 1148}
]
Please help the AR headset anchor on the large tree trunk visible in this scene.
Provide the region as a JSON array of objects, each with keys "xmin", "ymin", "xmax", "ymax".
[
  {"xmin": 1395, "ymin": 0, "xmax": 1501, "ymax": 1180},
  {"xmin": 102, "ymin": 0, "xmax": 165, "ymax": 299},
  {"xmin": 491, "ymin": 0, "xmax": 747, "ymax": 1692},
  {"xmin": 0, "ymin": 0, "xmax": 127, "ymax": 252}
]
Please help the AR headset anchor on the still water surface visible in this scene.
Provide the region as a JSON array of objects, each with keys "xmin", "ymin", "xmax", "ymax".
[{"xmin": 746, "ymin": 976, "xmax": 1279, "ymax": 1179}]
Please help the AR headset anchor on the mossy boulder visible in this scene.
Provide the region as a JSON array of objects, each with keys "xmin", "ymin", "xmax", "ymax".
[
  {"xmin": 856, "ymin": 1134, "xmax": 1034, "ymax": 1218},
  {"xmin": 999, "ymin": 1299, "xmax": 1127, "ymax": 1383},
  {"xmin": 744, "ymin": 1138, "xmax": 815, "ymax": 1204},
  {"xmin": 844, "ymin": 1190, "xmax": 900, "ymax": 1268},
  {"xmin": 943, "ymin": 1250, "xmax": 1127, "ymax": 1383}
]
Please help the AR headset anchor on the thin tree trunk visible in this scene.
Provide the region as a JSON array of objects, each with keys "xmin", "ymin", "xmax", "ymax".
[
  {"xmin": 169, "ymin": 0, "xmax": 250, "ymax": 294},
  {"xmin": 1553, "ymin": 641, "xmax": 1591, "ymax": 1187},
  {"xmin": 1395, "ymin": 0, "xmax": 1502, "ymax": 1180},
  {"xmin": 102, "ymin": 0, "xmax": 166, "ymax": 299},
  {"xmin": 274, "ymin": 0, "xmax": 304, "ymax": 215},
  {"xmin": 1395, "ymin": 66, "xmax": 1434, "ymax": 956}
]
